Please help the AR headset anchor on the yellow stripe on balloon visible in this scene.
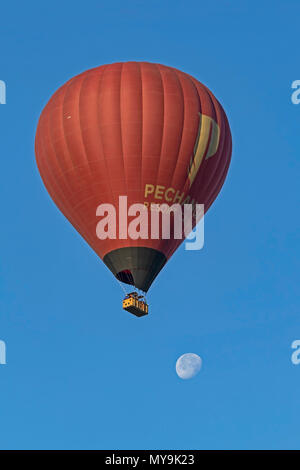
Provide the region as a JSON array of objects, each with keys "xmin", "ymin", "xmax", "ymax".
[{"xmin": 187, "ymin": 114, "xmax": 220, "ymax": 187}]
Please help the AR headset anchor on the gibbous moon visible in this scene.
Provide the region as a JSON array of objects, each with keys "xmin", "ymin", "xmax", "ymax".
[{"xmin": 176, "ymin": 353, "xmax": 202, "ymax": 379}]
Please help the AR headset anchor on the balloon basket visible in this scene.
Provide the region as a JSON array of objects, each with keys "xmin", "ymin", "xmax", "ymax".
[{"xmin": 122, "ymin": 292, "xmax": 149, "ymax": 317}]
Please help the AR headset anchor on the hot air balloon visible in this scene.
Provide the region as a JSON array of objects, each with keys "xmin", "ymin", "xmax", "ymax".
[{"xmin": 35, "ymin": 62, "xmax": 232, "ymax": 316}]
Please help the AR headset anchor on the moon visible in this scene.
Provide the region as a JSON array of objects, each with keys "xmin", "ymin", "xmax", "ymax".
[{"xmin": 176, "ymin": 353, "xmax": 202, "ymax": 379}]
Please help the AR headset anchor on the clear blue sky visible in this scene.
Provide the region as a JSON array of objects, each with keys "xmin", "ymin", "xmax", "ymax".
[{"xmin": 0, "ymin": 0, "xmax": 299, "ymax": 450}]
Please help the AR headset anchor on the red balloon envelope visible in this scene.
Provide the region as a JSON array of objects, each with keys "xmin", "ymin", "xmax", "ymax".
[{"xmin": 35, "ymin": 62, "xmax": 232, "ymax": 292}]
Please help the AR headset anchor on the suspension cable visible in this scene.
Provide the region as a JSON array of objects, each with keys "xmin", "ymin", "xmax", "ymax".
[{"xmin": 117, "ymin": 278, "xmax": 128, "ymax": 295}]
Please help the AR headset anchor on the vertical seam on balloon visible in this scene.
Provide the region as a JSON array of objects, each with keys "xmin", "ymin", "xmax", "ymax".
[
  {"xmin": 151, "ymin": 63, "xmax": 165, "ymax": 196},
  {"xmin": 61, "ymin": 79, "xmax": 80, "ymax": 178},
  {"xmin": 41, "ymin": 103, "xmax": 91, "ymax": 245},
  {"xmin": 38, "ymin": 118, "xmax": 69, "ymax": 216},
  {"xmin": 40, "ymin": 140, "xmax": 87, "ymax": 243},
  {"xmin": 58, "ymin": 77, "xmax": 97, "ymax": 241},
  {"xmin": 59, "ymin": 78, "xmax": 96, "ymax": 242},
  {"xmin": 173, "ymin": 74, "xmax": 203, "ymax": 193},
  {"xmin": 77, "ymin": 72, "xmax": 102, "ymax": 240},
  {"xmin": 95, "ymin": 66, "xmax": 116, "ymax": 258},
  {"xmin": 150, "ymin": 64, "xmax": 166, "ymax": 261},
  {"xmin": 78, "ymin": 73, "xmax": 93, "ymax": 176},
  {"xmin": 163, "ymin": 70, "xmax": 188, "ymax": 260},
  {"xmin": 96, "ymin": 65, "xmax": 117, "ymax": 260},
  {"xmin": 97, "ymin": 65, "xmax": 118, "ymax": 250},
  {"xmin": 48, "ymin": 89, "xmax": 70, "ymax": 187},
  {"xmin": 48, "ymin": 86, "xmax": 81, "ymax": 219},
  {"xmin": 153, "ymin": 65, "xmax": 175, "ymax": 260},
  {"xmin": 140, "ymin": 62, "xmax": 147, "ymax": 253},
  {"xmin": 46, "ymin": 96, "xmax": 72, "ymax": 211},
  {"xmin": 166, "ymin": 75, "xmax": 202, "ymax": 259},
  {"xmin": 205, "ymin": 112, "xmax": 231, "ymax": 209},
  {"xmin": 168, "ymin": 69, "xmax": 188, "ymax": 191},
  {"xmin": 119, "ymin": 62, "xmax": 130, "ymax": 251},
  {"xmin": 195, "ymin": 86, "xmax": 227, "ymax": 207},
  {"xmin": 97, "ymin": 65, "xmax": 125, "ymax": 275},
  {"xmin": 205, "ymin": 152, "xmax": 231, "ymax": 211},
  {"xmin": 206, "ymin": 155, "xmax": 231, "ymax": 211},
  {"xmin": 205, "ymin": 107, "xmax": 230, "ymax": 206},
  {"xmin": 139, "ymin": 62, "xmax": 144, "ymax": 210},
  {"xmin": 181, "ymin": 77, "xmax": 225, "ymax": 208},
  {"xmin": 158, "ymin": 67, "xmax": 185, "ymax": 259}
]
